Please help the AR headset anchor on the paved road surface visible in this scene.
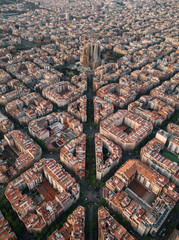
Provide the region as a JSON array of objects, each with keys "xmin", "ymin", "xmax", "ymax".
[{"xmin": 89, "ymin": 204, "xmax": 93, "ymax": 240}]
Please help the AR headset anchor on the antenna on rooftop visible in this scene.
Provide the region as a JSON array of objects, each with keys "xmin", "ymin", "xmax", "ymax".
[
  {"xmin": 84, "ymin": 34, "xmax": 88, "ymax": 46},
  {"xmin": 93, "ymin": 32, "xmax": 96, "ymax": 44}
]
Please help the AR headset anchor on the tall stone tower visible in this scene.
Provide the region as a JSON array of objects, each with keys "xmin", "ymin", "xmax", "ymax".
[
  {"xmin": 93, "ymin": 43, "xmax": 101, "ymax": 69},
  {"xmin": 80, "ymin": 35, "xmax": 101, "ymax": 70}
]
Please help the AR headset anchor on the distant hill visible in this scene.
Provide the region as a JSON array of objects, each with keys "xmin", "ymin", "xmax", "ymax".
[
  {"xmin": 0, "ymin": 0, "xmax": 24, "ymax": 5},
  {"xmin": 0, "ymin": 0, "xmax": 39, "ymax": 10}
]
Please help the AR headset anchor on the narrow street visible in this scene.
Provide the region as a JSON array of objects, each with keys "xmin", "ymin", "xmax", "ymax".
[
  {"xmin": 89, "ymin": 205, "xmax": 93, "ymax": 240},
  {"xmin": 83, "ymin": 73, "xmax": 96, "ymax": 239}
]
